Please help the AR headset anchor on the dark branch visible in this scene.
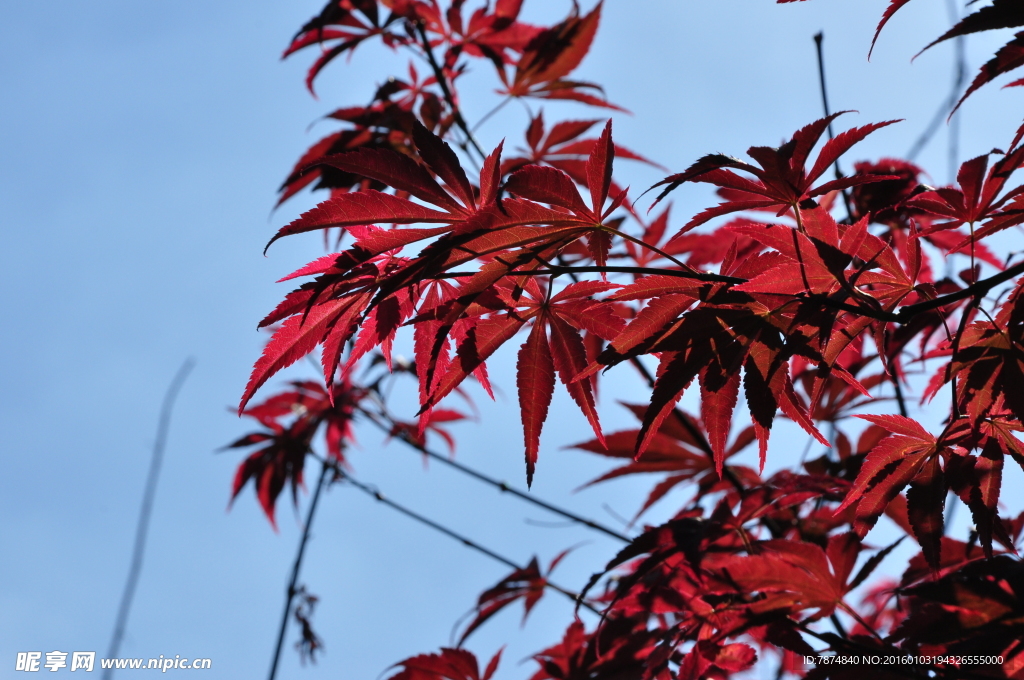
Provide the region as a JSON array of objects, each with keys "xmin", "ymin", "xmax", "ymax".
[
  {"xmin": 437, "ymin": 264, "xmax": 744, "ymax": 284},
  {"xmin": 268, "ymin": 459, "xmax": 330, "ymax": 680},
  {"xmin": 357, "ymin": 404, "xmax": 632, "ymax": 543},
  {"xmin": 810, "ymin": 294, "xmax": 899, "ymax": 322},
  {"xmin": 437, "ymin": 258, "xmax": 1024, "ymax": 325},
  {"xmin": 895, "ymin": 259, "xmax": 1024, "ymax": 322},
  {"xmin": 104, "ymin": 358, "xmax": 195, "ymax": 680},
  {"xmin": 535, "ymin": 264, "xmax": 743, "ymax": 283},
  {"xmin": 891, "ymin": 367, "xmax": 909, "ymax": 418},
  {"xmin": 414, "ymin": 22, "xmax": 486, "ymax": 161},
  {"xmin": 336, "ymin": 464, "xmax": 601, "ymax": 614},
  {"xmin": 813, "ymin": 32, "xmax": 854, "ymax": 221}
]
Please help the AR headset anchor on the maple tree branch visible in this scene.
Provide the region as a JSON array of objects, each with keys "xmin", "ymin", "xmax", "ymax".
[
  {"xmin": 452, "ymin": 245, "xmax": 1024, "ymax": 326},
  {"xmin": 895, "ymin": 259, "xmax": 1024, "ymax": 321},
  {"xmin": 813, "ymin": 34, "xmax": 837, "ymax": 143},
  {"xmin": 906, "ymin": 0, "xmax": 968, "ymax": 165},
  {"xmin": 414, "ymin": 22, "xmax": 487, "ymax": 161},
  {"xmin": 807, "ymin": 294, "xmax": 898, "ymax": 322},
  {"xmin": 812, "ymin": 32, "xmax": 854, "ymax": 221},
  {"xmin": 517, "ymin": 265, "xmax": 741, "ymax": 284},
  {"xmin": 437, "ymin": 265, "xmax": 742, "ymax": 284},
  {"xmin": 828, "ymin": 612, "xmax": 848, "ymax": 639},
  {"xmin": 884, "ymin": 324, "xmax": 910, "ymax": 419},
  {"xmin": 104, "ymin": 358, "xmax": 195, "ymax": 680},
  {"xmin": 891, "ymin": 366, "xmax": 909, "ymax": 418},
  {"xmin": 945, "ymin": 0, "xmax": 967, "ymax": 182},
  {"xmin": 268, "ymin": 458, "xmax": 330, "ymax": 680},
  {"xmin": 356, "ymin": 404, "xmax": 632, "ymax": 543},
  {"xmin": 334, "ymin": 464, "xmax": 601, "ymax": 615},
  {"xmin": 437, "ymin": 260, "xmax": 1021, "ymax": 327}
]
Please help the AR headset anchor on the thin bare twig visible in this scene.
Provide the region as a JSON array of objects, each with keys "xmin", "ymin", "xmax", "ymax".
[
  {"xmin": 335, "ymin": 464, "xmax": 601, "ymax": 614},
  {"xmin": 267, "ymin": 459, "xmax": 331, "ymax": 680},
  {"xmin": 813, "ymin": 32, "xmax": 854, "ymax": 221},
  {"xmin": 414, "ymin": 22, "xmax": 487, "ymax": 161},
  {"xmin": 104, "ymin": 358, "xmax": 196, "ymax": 680},
  {"xmin": 906, "ymin": 0, "xmax": 968, "ymax": 166},
  {"xmin": 358, "ymin": 404, "xmax": 632, "ymax": 543}
]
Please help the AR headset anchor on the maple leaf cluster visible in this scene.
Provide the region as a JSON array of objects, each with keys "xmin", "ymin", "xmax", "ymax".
[{"xmin": 227, "ymin": 1, "xmax": 1024, "ymax": 677}]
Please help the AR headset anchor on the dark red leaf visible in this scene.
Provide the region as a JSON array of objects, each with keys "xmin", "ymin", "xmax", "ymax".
[{"xmin": 518, "ymin": 322, "xmax": 555, "ymax": 485}]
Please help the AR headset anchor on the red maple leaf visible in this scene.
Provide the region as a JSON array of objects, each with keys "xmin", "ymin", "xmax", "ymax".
[
  {"xmin": 496, "ymin": 3, "xmax": 622, "ymax": 110},
  {"xmin": 569, "ymin": 402, "xmax": 757, "ymax": 519},
  {"xmin": 456, "ymin": 551, "xmax": 570, "ymax": 645},
  {"xmin": 717, "ymin": 534, "xmax": 869, "ymax": 623},
  {"xmin": 648, "ymin": 113, "xmax": 900, "ymax": 236},
  {"xmin": 835, "ymin": 414, "xmax": 950, "ymax": 566},
  {"xmin": 284, "ymin": 1, "xmax": 405, "ymax": 95},
  {"xmin": 385, "ymin": 648, "xmax": 502, "ymax": 680},
  {"xmin": 908, "ymin": 143, "xmax": 1024, "ymax": 247}
]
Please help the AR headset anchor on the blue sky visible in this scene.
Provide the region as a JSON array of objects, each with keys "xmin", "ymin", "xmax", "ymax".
[{"xmin": 3, "ymin": 1, "xmax": 1023, "ymax": 678}]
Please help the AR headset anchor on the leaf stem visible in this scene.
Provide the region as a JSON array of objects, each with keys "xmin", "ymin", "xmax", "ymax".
[
  {"xmin": 595, "ymin": 222, "xmax": 694, "ymax": 271},
  {"xmin": 829, "ymin": 612, "xmax": 848, "ymax": 638}
]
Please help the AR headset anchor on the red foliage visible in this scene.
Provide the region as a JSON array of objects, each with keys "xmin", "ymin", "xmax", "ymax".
[{"xmin": 228, "ymin": 1, "xmax": 1024, "ymax": 677}]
